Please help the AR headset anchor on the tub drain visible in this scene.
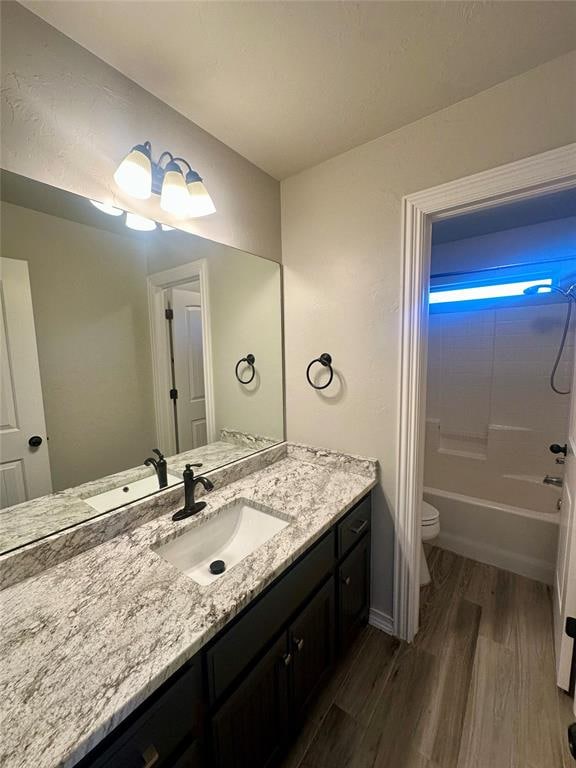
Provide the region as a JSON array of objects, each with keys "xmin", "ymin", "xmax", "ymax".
[{"xmin": 209, "ymin": 559, "xmax": 226, "ymax": 575}]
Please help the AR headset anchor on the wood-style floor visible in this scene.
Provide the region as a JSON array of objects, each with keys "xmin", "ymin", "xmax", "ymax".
[{"xmin": 280, "ymin": 546, "xmax": 574, "ymax": 768}]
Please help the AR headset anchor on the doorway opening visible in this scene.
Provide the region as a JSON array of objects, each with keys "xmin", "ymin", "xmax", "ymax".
[
  {"xmin": 394, "ymin": 144, "xmax": 576, "ymax": 650},
  {"xmin": 424, "ymin": 190, "xmax": 575, "ymax": 689}
]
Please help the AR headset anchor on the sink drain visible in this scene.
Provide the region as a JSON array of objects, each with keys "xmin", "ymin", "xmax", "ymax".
[{"xmin": 209, "ymin": 559, "xmax": 226, "ymax": 575}]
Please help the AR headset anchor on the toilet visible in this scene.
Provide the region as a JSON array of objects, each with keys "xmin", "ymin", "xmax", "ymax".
[{"xmin": 420, "ymin": 500, "xmax": 440, "ymax": 586}]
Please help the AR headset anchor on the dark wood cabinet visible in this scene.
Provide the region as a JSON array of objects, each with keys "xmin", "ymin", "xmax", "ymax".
[
  {"xmin": 210, "ymin": 635, "xmax": 289, "ymax": 768},
  {"xmin": 81, "ymin": 493, "xmax": 372, "ymax": 768},
  {"xmin": 78, "ymin": 661, "xmax": 203, "ymax": 768},
  {"xmin": 338, "ymin": 532, "xmax": 371, "ymax": 653},
  {"xmin": 290, "ymin": 578, "xmax": 335, "ymax": 721},
  {"xmin": 172, "ymin": 740, "xmax": 205, "ymax": 768}
]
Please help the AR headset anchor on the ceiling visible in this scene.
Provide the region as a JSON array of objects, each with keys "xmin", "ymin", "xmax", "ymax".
[
  {"xmin": 433, "ymin": 187, "xmax": 576, "ymax": 244},
  {"xmin": 22, "ymin": 1, "xmax": 576, "ymax": 180}
]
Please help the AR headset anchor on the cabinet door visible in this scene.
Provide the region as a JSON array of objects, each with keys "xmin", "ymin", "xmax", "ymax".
[
  {"xmin": 338, "ymin": 535, "xmax": 370, "ymax": 653},
  {"xmin": 210, "ymin": 634, "xmax": 289, "ymax": 768},
  {"xmin": 289, "ymin": 578, "xmax": 335, "ymax": 721}
]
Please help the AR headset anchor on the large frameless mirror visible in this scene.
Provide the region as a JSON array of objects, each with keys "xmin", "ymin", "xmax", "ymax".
[{"xmin": 0, "ymin": 170, "xmax": 284, "ymax": 553}]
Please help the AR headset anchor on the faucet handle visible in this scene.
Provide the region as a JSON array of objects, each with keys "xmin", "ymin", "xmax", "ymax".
[
  {"xmin": 183, "ymin": 463, "xmax": 203, "ymax": 478},
  {"xmin": 152, "ymin": 448, "xmax": 165, "ymax": 461}
]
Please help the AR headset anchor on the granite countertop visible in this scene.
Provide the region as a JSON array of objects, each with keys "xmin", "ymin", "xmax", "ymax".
[
  {"xmin": 0, "ymin": 437, "xmax": 275, "ymax": 554},
  {"xmin": 0, "ymin": 445, "xmax": 377, "ymax": 768}
]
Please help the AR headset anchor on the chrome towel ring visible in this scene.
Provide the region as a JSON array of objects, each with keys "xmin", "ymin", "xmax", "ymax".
[
  {"xmin": 235, "ymin": 354, "xmax": 256, "ymax": 384},
  {"xmin": 306, "ymin": 353, "xmax": 334, "ymax": 390}
]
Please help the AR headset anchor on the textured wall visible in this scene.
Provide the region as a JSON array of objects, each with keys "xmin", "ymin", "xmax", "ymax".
[
  {"xmin": 281, "ymin": 52, "xmax": 576, "ymax": 619},
  {"xmin": 0, "ymin": 2, "xmax": 281, "ymax": 262}
]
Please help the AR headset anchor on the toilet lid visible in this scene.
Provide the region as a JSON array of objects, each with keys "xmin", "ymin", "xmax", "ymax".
[{"xmin": 422, "ymin": 501, "xmax": 440, "ymax": 524}]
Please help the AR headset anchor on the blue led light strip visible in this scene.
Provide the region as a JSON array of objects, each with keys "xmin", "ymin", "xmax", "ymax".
[{"xmin": 429, "ymin": 278, "xmax": 552, "ymax": 305}]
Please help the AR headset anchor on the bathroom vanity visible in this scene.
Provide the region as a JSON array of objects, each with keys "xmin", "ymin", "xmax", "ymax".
[
  {"xmin": 80, "ymin": 493, "xmax": 370, "ymax": 768},
  {"xmin": 0, "ymin": 443, "xmax": 376, "ymax": 768}
]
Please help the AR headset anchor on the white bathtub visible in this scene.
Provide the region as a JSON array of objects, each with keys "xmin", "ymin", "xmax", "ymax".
[{"xmin": 423, "ymin": 487, "xmax": 559, "ymax": 584}]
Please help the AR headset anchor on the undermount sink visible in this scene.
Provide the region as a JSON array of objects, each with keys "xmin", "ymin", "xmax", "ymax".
[
  {"xmin": 154, "ymin": 499, "xmax": 289, "ymax": 586},
  {"xmin": 84, "ymin": 472, "xmax": 181, "ymax": 513}
]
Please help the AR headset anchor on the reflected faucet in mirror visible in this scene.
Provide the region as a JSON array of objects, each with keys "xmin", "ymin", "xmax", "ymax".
[{"xmin": 144, "ymin": 449, "xmax": 168, "ymax": 489}]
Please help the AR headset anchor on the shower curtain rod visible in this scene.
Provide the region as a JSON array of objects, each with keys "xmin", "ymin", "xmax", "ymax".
[{"xmin": 431, "ymin": 254, "xmax": 576, "ymax": 281}]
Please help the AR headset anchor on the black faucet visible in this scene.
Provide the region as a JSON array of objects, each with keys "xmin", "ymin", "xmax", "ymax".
[
  {"xmin": 173, "ymin": 463, "xmax": 214, "ymax": 521},
  {"xmin": 144, "ymin": 449, "xmax": 168, "ymax": 489}
]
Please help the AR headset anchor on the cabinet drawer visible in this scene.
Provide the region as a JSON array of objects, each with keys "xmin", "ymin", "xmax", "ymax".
[
  {"xmin": 337, "ymin": 495, "xmax": 371, "ymax": 558},
  {"xmin": 84, "ymin": 661, "xmax": 203, "ymax": 768},
  {"xmin": 206, "ymin": 531, "xmax": 335, "ymax": 705}
]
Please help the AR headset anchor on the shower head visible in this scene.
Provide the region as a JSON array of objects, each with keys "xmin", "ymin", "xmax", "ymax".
[{"xmin": 523, "ymin": 280, "xmax": 576, "ymax": 395}]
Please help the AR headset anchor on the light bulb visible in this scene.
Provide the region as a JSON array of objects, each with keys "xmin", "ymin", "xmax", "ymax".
[
  {"xmin": 90, "ymin": 200, "xmax": 124, "ymax": 216},
  {"xmin": 186, "ymin": 170, "xmax": 216, "ymax": 217},
  {"xmin": 114, "ymin": 143, "xmax": 152, "ymax": 199},
  {"xmin": 160, "ymin": 161, "xmax": 190, "ymax": 218},
  {"xmin": 125, "ymin": 212, "xmax": 156, "ymax": 231}
]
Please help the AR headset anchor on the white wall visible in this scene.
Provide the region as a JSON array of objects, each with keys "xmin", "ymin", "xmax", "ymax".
[
  {"xmin": 281, "ymin": 52, "xmax": 576, "ymax": 619},
  {"xmin": 0, "ymin": 2, "xmax": 281, "ymax": 262}
]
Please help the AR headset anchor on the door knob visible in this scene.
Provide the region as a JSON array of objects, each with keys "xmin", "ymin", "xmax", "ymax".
[{"xmin": 28, "ymin": 436, "xmax": 43, "ymax": 448}]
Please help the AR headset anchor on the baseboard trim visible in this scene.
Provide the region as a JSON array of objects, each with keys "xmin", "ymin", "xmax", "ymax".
[
  {"xmin": 369, "ymin": 608, "xmax": 395, "ymax": 635},
  {"xmin": 436, "ymin": 531, "xmax": 554, "ymax": 585}
]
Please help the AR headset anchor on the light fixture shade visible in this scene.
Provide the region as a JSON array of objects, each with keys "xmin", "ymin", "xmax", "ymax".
[
  {"xmin": 114, "ymin": 144, "xmax": 152, "ymax": 199},
  {"xmin": 125, "ymin": 212, "xmax": 157, "ymax": 231},
  {"xmin": 90, "ymin": 200, "xmax": 124, "ymax": 216},
  {"xmin": 186, "ymin": 170, "xmax": 216, "ymax": 217},
  {"xmin": 161, "ymin": 161, "xmax": 190, "ymax": 218}
]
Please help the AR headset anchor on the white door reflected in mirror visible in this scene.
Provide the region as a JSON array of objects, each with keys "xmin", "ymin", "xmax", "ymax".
[{"xmin": 0, "ymin": 258, "xmax": 52, "ymax": 509}]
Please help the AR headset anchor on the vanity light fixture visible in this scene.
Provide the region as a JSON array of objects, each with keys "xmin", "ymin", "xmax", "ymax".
[
  {"xmin": 89, "ymin": 200, "xmax": 124, "ymax": 216},
  {"xmin": 114, "ymin": 141, "xmax": 216, "ymax": 218}
]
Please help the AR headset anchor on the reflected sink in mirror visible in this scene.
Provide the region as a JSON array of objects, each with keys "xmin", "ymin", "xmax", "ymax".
[
  {"xmin": 154, "ymin": 499, "xmax": 289, "ymax": 585},
  {"xmin": 85, "ymin": 472, "xmax": 182, "ymax": 513}
]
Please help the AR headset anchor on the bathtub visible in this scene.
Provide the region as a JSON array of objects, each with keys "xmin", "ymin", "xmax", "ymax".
[{"xmin": 423, "ymin": 487, "xmax": 559, "ymax": 584}]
